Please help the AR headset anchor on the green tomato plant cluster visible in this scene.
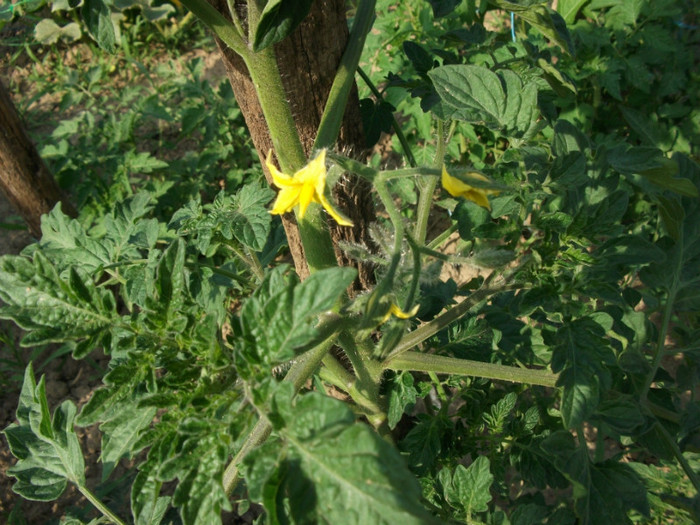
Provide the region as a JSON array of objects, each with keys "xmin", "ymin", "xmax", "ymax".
[{"xmin": 2, "ymin": 0, "xmax": 700, "ymax": 523}]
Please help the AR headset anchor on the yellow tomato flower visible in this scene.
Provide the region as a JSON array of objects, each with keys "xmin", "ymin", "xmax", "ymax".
[
  {"xmin": 381, "ymin": 303, "xmax": 420, "ymax": 324},
  {"xmin": 441, "ymin": 166, "xmax": 499, "ymax": 211},
  {"xmin": 266, "ymin": 149, "xmax": 353, "ymax": 227}
]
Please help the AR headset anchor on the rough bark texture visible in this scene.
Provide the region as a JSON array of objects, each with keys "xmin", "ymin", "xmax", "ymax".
[
  {"xmin": 211, "ymin": 0, "xmax": 375, "ymax": 290},
  {"xmin": 0, "ymin": 81, "xmax": 76, "ymax": 237}
]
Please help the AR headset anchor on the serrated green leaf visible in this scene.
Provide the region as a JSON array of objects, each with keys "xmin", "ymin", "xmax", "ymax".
[
  {"xmin": 429, "ymin": 65, "xmax": 539, "ymax": 137},
  {"xmin": 153, "ymin": 238, "xmax": 186, "ymax": 322},
  {"xmin": 239, "ymin": 266, "xmax": 356, "ymax": 371},
  {"xmin": 253, "ymin": 0, "xmax": 314, "ymax": 51},
  {"xmin": 37, "ymin": 204, "xmax": 111, "ymax": 272},
  {"xmin": 161, "ymin": 434, "xmax": 231, "ymax": 525},
  {"xmin": 0, "ymin": 253, "xmax": 115, "ymax": 349},
  {"xmin": 428, "ymin": 0, "xmax": 460, "ymax": 17},
  {"xmin": 251, "ymin": 390, "xmax": 438, "ymax": 524},
  {"xmin": 443, "ymin": 456, "xmax": 494, "ymax": 515},
  {"xmin": 100, "ymin": 404, "xmax": 156, "ymax": 480},
  {"xmin": 3, "ymin": 364, "xmax": 86, "ymax": 501},
  {"xmin": 557, "ymin": 0, "xmax": 589, "ymax": 24},
  {"xmin": 592, "ymin": 396, "xmax": 644, "ymax": 434},
  {"xmin": 542, "ymin": 432, "xmax": 650, "ymax": 524},
  {"xmin": 229, "ymin": 184, "xmax": 274, "ymax": 251},
  {"xmin": 403, "ymin": 41, "xmax": 434, "ymax": 73},
  {"xmin": 387, "ymin": 372, "xmax": 419, "ymax": 429},
  {"xmin": 360, "ymin": 98, "xmax": 396, "ymax": 148},
  {"xmin": 550, "ymin": 317, "xmax": 615, "ymax": 427}
]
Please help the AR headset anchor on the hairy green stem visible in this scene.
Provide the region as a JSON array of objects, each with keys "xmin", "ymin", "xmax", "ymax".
[
  {"xmin": 641, "ymin": 230, "xmax": 683, "ymax": 399},
  {"xmin": 79, "ymin": 485, "xmax": 126, "ymax": 525},
  {"xmin": 314, "ymin": 0, "xmax": 377, "ymax": 149},
  {"xmin": 414, "ymin": 119, "xmax": 445, "ymax": 245},
  {"xmin": 385, "ymin": 280, "xmax": 522, "ymax": 359},
  {"xmin": 427, "ymin": 222, "xmax": 459, "ymax": 250},
  {"xmin": 242, "ymin": 33, "xmax": 337, "ymax": 272},
  {"xmin": 223, "ymin": 337, "xmax": 336, "ymax": 495},
  {"xmin": 654, "ymin": 420, "xmax": 700, "ymax": 494},
  {"xmin": 385, "ymin": 351, "xmax": 558, "ymax": 388}
]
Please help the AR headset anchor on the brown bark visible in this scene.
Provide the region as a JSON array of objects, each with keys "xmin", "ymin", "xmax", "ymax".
[
  {"xmin": 0, "ymin": 81, "xmax": 76, "ymax": 237},
  {"xmin": 212, "ymin": 0, "xmax": 375, "ymax": 290}
]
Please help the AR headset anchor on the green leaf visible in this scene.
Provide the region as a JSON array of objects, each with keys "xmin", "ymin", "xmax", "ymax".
[
  {"xmin": 153, "ymin": 238, "xmax": 186, "ymax": 323},
  {"xmin": 247, "ymin": 390, "xmax": 438, "ymax": 524},
  {"xmin": 159, "ymin": 433, "xmax": 232, "ymax": 525},
  {"xmin": 549, "ymin": 316, "xmax": 615, "ymax": 428},
  {"xmin": 132, "ymin": 463, "xmax": 171, "ymax": 525},
  {"xmin": 557, "ymin": 0, "xmax": 589, "ymax": 24},
  {"xmin": 36, "ymin": 204, "xmax": 111, "ymax": 272},
  {"xmin": 229, "ymin": 184, "xmax": 275, "ymax": 251},
  {"xmin": 3, "ymin": 364, "xmax": 86, "ymax": 501},
  {"xmin": 387, "ymin": 372, "xmax": 419, "ymax": 429},
  {"xmin": 34, "ymin": 19, "xmax": 81, "ymax": 43},
  {"xmin": 100, "ymin": 403, "xmax": 156, "ymax": 480},
  {"xmin": 239, "ymin": 266, "xmax": 356, "ymax": 372},
  {"xmin": 359, "ymin": 98, "xmax": 396, "ymax": 148},
  {"xmin": 403, "ymin": 41, "xmax": 434, "ymax": 74},
  {"xmin": 428, "ymin": 0, "xmax": 460, "ymax": 17},
  {"xmin": 0, "ymin": 253, "xmax": 116, "ymax": 350},
  {"xmin": 442, "ymin": 456, "xmax": 494, "ymax": 515},
  {"xmin": 253, "ymin": 0, "xmax": 314, "ymax": 51},
  {"xmin": 428, "ymin": 65, "xmax": 539, "ymax": 137},
  {"xmin": 81, "ymin": 0, "xmax": 116, "ymax": 53},
  {"xmin": 591, "ymin": 396, "xmax": 645, "ymax": 434},
  {"xmin": 541, "ymin": 432, "xmax": 650, "ymax": 524}
]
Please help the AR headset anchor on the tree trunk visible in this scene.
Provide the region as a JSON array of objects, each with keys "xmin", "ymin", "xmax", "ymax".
[
  {"xmin": 0, "ymin": 81, "xmax": 76, "ymax": 238},
  {"xmin": 211, "ymin": 0, "xmax": 375, "ymax": 290}
]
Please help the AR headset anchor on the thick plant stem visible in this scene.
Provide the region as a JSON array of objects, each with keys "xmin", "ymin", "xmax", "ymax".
[
  {"xmin": 223, "ymin": 338, "xmax": 336, "ymax": 495},
  {"xmin": 385, "ymin": 351, "xmax": 558, "ymax": 388},
  {"xmin": 241, "ymin": 37, "xmax": 338, "ymax": 272},
  {"xmin": 180, "ymin": 0, "xmax": 338, "ymax": 274}
]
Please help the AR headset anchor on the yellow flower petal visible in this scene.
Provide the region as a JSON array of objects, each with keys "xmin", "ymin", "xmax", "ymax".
[
  {"xmin": 381, "ymin": 302, "xmax": 420, "ymax": 323},
  {"xmin": 266, "ymin": 149, "xmax": 353, "ymax": 226},
  {"xmin": 441, "ymin": 165, "xmax": 498, "ymax": 211},
  {"xmin": 316, "ymin": 191, "xmax": 354, "ymax": 227},
  {"xmin": 267, "ymin": 151, "xmax": 293, "ymax": 188},
  {"xmin": 297, "ymin": 182, "xmax": 316, "ymax": 219},
  {"xmin": 270, "ymin": 186, "xmax": 300, "ymax": 215}
]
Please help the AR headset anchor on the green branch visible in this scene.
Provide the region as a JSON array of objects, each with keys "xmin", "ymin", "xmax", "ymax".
[
  {"xmin": 314, "ymin": 0, "xmax": 377, "ymax": 149},
  {"xmin": 385, "ymin": 279, "xmax": 523, "ymax": 359},
  {"xmin": 223, "ymin": 337, "xmax": 336, "ymax": 495},
  {"xmin": 385, "ymin": 351, "xmax": 558, "ymax": 388}
]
